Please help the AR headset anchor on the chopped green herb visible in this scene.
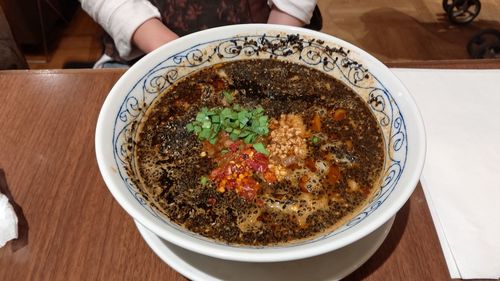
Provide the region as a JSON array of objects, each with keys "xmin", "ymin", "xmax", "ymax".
[
  {"xmin": 211, "ymin": 115, "xmax": 220, "ymax": 123},
  {"xmin": 223, "ymin": 90, "xmax": 234, "ymax": 104},
  {"xmin": 311, "ymin": 136, "xmax": 320, "ymax": 144},
  {"xmin": 200, "ymin": 128, "xmax": 211, "ymax": 139},
  {"xmin": 186, "ymin": 103, "xmax": 269, "ymax": 144},
  {"xmin": 244, "ymin": 134, "xmax": 254, "ymax": 144},
  {"xmin": 221, "ymin": 108, "xmax": 231, "ymax": 118},
  {"xmin": 213, "ymin": 123, "xmax": 221, "ymax": 133},
  {"xmin": 202, "ymin": 120, "xmax": 211, "ymax": 129},
  {"xmin": 196, "ymin": 111, "xmax": 207, "ymax": 122},
  {"xmin": 200, "ymin": 176, "xmax": 209, "ymax": 185},
  {"xmin": 230, "ymin": 132, "xmax": 239, "ymax": 140},
  {"xmin": 253, "ymin": 143, "xmax": 269, "ymax": 155},
  {"xmin": 238, "ymin": 131, "xmax": 250, "ymax": 138},
  {"xmin": 258, "ymin": 116, "xmax": 268, "ymax": 125},
  {"xmin": 229, "ymin": 111, "xmax": 238, "ymax": 120}
]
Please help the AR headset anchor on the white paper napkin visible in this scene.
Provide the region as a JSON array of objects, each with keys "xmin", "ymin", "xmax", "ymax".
[
  {"xmin": 0, "ymin": 193, "xmax": 18, "ymax": 247},
  {"xmin": 392, "ymin": 68, "xmax": 500, "ymax": 279}
]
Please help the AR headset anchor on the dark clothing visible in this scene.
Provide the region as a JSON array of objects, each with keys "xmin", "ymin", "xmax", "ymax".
[
  {"xmin": 152, "ymin": 0, "xmax": 271, "ymax": 35},
  {"xmin": 103, "ymin": 0, "xmax": 321, "ymax": 63},
  {"xmin": 0, "ymin": 5, "xmax": 28, "ymax": 70}
]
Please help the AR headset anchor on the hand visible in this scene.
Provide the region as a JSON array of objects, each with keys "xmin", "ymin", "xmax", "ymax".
[
  {"xmin": 267, "ymin": 6, "xmax": 305, "ymax": 27},
  {"xmin": 132, "ymin": 18, "xmax": 179, "ymax": 53}
]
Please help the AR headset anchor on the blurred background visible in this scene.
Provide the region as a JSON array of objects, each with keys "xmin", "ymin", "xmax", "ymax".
[{"xmin": 0, "ymin": 0, "xmax": 499, "ymax": 69}]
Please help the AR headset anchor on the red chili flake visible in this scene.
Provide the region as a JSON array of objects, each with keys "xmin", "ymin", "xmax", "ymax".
[
  {"xmin": 229, "ymin": 141, "xmax": 242, "ymax": 152},
  {"xmin": 252, "ymin": 152, "xmax": 268, "ymax": 162},
  {"xmin": 246, "ymin": 152, "xmax": 268, "ymax": 173},
  {"xmin": 263, "ymin": 171, "xmax": 277, "ymax": 183},
  {"xmin": 305, "ymin": 158, "xmax": 317, "ymax": 172},
  {"xmin": 237, "ymin": 177, "xmax": 260, "ymax": 200},
  {"xmin": 247, "ymin": 160, "xmax": 266, "ymax": 173},
  {"xmin": 210, "ymin": 168, "xmax": 224, "ymax": 181},
  {"xmin": 207, "ymin": 198, "xmax": 216, "ymax": 206},
  {"xmin": 255, "ymin": 198, "xmax": 265, "ymax": 207},
  {"xmin": 225, "ymin": 179, "xmax": 237, "ymax": 190},
  {"xmin": 326, "ymin": 164, "xmax": 341, "ymax": 185},
  {"xmin": 209, "ymin": 144, "xmax": 268, "ymax": 201}
]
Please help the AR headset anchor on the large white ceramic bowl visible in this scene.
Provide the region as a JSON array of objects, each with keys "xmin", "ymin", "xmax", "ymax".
[{"xmin": 95, "ymin": 24, "xmax": 426, "ymax": 263}]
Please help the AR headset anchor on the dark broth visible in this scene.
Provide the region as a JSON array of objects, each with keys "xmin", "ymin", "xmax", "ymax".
[{"xmin": 132, "ymin": 59, "xmax": 384, "ymax": 245}]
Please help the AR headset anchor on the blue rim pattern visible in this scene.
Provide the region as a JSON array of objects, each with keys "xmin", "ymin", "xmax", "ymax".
[{"xmin": 112, "ymin": 33, "xmax": 408, "ymax": 248}]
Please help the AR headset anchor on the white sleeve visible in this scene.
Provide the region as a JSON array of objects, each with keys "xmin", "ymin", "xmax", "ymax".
[
  {"xmin": 80, "ymin": 0, "xmax": 161, "ymax": 59},
  {"xmin": 268, "ymin": 0, "xmax": 317, "ymax": 24}
]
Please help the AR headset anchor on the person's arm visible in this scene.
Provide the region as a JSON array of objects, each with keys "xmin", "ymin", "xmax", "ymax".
[
  {"xmin": 267, "ymin": 0, "xmax": 317, "ymax": 26},
  {"xmin": 80, "ymin": 0, "xmax": 171, "ymax": 59},
  {"xmin": 131, "ymin": 18, "xmax": 178, "ymax": 54},
  {"xmin": 267, "ymin": 5, "xmax": 305, "ymax": 26}
]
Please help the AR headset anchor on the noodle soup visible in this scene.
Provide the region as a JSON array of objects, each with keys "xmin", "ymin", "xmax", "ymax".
[{"xmin": 130, "ymin": 59, "xmax": 384, "ymax": 246}]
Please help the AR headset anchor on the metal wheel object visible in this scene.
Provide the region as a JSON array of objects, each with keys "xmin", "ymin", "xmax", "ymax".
[
  {"xmin": 467, "ymin": 29, "xmax": 500, "ymax": 59},
  {"xmin": 442, "ymin": 0, "xmax": 454, "ymax": 12},
  {"xmin": 445, "ymin": 0, "xmax": 481, "ymax": 25}
]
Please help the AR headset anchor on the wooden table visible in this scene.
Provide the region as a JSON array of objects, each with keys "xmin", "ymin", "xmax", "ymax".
[{"xmin": 0, "ymin": 61, "xmax": 496, "ymax": 280}]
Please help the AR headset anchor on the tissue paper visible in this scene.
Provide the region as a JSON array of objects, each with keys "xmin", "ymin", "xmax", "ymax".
[
  {"xmin": 392, "ymin": 69, "xmax": 500, "ymax": 279},
  {"xmin": 0, "ymin": 193, "xmax": 18, "ymax": 247}
]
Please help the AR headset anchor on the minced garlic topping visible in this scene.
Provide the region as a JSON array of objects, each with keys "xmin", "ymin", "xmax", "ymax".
[{"xmin": 267, "ymin": 114, "xmax": 309, "ymax": 180}]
